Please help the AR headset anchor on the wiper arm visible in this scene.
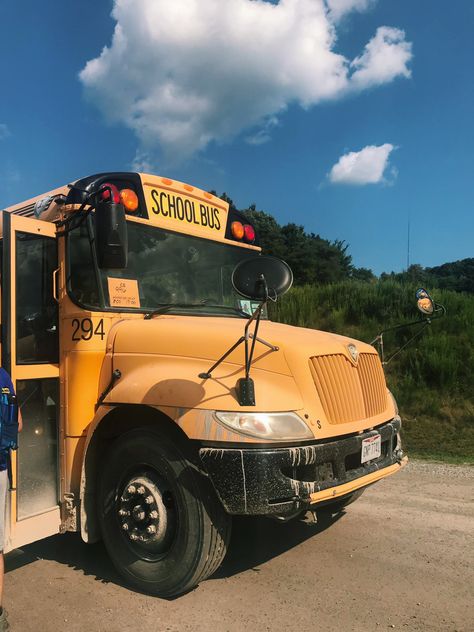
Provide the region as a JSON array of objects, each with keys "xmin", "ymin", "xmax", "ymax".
[
  {"xmin": 144, "ymin": 301, "xmax": 249, "ymax": 319},
  {"xmin": 144, "ymin": 302, "xmax": 206, "ymax": 319}
]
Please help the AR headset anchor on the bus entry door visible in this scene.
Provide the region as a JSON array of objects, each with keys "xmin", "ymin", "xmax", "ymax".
[{"xmin": 1, "ymin": 212, "xmax": 61, "ymax": 551}]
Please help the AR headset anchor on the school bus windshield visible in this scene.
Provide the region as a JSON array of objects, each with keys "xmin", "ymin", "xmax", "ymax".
[{"xmin": 68, "ymin": 219, "xmax": 259, "ymax": 315}]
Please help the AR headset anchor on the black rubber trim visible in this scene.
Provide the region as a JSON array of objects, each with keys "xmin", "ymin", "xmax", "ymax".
[{"xmin": 66, "ymin": 172, "xmax": 148, "ymax": 219}]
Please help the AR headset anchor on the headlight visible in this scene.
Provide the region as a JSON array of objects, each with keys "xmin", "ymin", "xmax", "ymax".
[{"xmin": 214, "ymin": 411, "xmax": 313, "ymax": 441}]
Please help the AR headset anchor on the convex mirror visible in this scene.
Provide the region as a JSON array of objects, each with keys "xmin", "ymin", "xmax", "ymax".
[
  {"xmin": 416, "ymin": 288, "xmax": 434, "ymax": 315},
  {"xmin": 232, "ymin": 255, "xmax": 293, "ymax": 300}
]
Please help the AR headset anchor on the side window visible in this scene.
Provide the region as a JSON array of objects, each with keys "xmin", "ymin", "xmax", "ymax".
[
  {"xmin": 68, "ymin": 221, "xmax": 101, "ymax": 307},
  {"xmin": 16, "ymin": 233, "xmax": 58, "ymax": 364},
  {"xmin": 16, "ymin": 378, "xmax": 59, "ymax": 519}
]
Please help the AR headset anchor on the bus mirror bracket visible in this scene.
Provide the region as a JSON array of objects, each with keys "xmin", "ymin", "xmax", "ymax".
[
  {"xmin": 198, "ymin": 256, "xmax": 293, "ymax": 407},
  {"xmin": 58, "ymin": 183, "xmax": 129, "ymax": 270},
  {"xmin": 371, "ymin": 287, "xmax": 446, "ymax": 366}
]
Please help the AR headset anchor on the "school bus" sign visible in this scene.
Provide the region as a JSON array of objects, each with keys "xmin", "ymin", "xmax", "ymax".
[{"xmin": 144, "ymin": 185, "xmax": 228, "ymax": 240}]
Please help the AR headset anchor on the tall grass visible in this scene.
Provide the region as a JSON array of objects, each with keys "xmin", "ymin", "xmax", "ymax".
[{"xmin": 270, "ymin": 281, "xmax": 474, "ymax": 462}]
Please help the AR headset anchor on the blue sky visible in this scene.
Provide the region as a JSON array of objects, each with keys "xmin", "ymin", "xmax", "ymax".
[{"xmin": 1, "ymin": 0, "xmax": 473, "ymax": 274}]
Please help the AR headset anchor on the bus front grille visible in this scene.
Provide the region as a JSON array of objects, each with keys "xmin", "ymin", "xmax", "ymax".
[{"xmin": 309, "ymin": 353, "xmax": 387, "ymax": 424}]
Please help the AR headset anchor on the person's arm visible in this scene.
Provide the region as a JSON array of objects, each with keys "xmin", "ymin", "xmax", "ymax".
[{"xmin": 18, "ymin": 408, "xmax": 23, "ymax": 433}]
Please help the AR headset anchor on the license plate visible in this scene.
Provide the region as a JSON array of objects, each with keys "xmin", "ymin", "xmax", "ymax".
[{"xmin": 361, "ymin": 434, "xmax": 381, "ymax": 464}]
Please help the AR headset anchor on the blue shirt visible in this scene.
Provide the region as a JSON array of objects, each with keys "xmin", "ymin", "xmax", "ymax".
[{"xmin": 0, "ymin": 368, "xmax": 18, "ymax": 471}]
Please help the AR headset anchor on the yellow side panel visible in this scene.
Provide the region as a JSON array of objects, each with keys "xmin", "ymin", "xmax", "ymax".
[{"xmin": 66, "ymin": 351, "xmax": 104, "ymax": 436}]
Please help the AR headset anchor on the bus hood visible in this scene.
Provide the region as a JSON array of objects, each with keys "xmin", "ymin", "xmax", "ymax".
[
  {"xmin": 104, "ymin": 316, "xmax": 394, "ymax": 438},
  {"xmin": 109, "ymin": 315, "xmax": 376, "ymax": 376}
]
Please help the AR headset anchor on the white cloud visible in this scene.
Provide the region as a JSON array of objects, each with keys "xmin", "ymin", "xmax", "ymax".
[
  {"xmin": 328, "ymin": 143, "xmax": 396, "ymax": 185},
  {"xmin": 79, "ymin": 0, "xmax": 412, "ymax": 162},
  {"xmin": 326, "ymin": 0, "xmax": 376, "ymax": 22},
  {"xmin": 0, "ymin": 124, "xmax": 10, "ymax": 140},
  {"xmin": 245, "ymin": 116, "xmax": 280, "ymax": 146},
  {"xmin": 350, "ymin": 27, "xmax": 412, "ymax": 89},
  {"xmin": 131, "ymin": 149, "xmax": 155, "ymax": 173}
]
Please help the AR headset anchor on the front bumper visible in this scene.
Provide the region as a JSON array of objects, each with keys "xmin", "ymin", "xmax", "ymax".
[{"xmin": 200, "ymin": 417, "xmax": 404, "ymax": 518}]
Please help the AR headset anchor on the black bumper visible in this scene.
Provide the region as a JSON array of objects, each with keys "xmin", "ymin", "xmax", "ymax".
[{"xmin": 200, "ymin": 418, "xmax": 402, "ymax": 518}]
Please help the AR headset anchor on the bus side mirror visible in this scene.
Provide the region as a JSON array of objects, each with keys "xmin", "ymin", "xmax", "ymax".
[
  {"xmin": 232, "ymin": 255, "xmax": 293, "ymax": 300},
  {"xmin": 415, "ymin": 288, "xmax": 434, "ymax": 315},
  {"xmin": 95, "ymin": 200, "xmax": 128, "ymax": 269}
]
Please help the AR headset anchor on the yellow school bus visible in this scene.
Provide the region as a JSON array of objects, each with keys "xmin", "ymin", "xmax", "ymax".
[{"xmin": 0, "ymin": 172, "xmax": 406, "ymax": 597}]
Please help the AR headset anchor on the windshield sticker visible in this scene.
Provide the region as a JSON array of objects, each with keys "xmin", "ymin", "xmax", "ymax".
[
  {"xmin": 107, "ymin": 278, "xmax": 141, "ymax": 308},
  {"xmin": 238, "ymin": 300, "xmax": 260, "ymax": 316}
]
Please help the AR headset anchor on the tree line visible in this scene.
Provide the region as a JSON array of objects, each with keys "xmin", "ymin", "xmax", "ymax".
[
  {"xmin": 382, "ymin": 260, "xmax": 474, "ymax": 293},
  {"xmin": 218, "ymin": 193, "xmax": 371, "ymax": 284},
  {"xmin": 219, "ymin": 193, "xmax": 473, "ymax": 293}
]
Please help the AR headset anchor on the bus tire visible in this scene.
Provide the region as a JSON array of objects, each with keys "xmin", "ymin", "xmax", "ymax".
[{"xmin": 98, "ymin": 427, "xmax": 231, "ymax": 598}]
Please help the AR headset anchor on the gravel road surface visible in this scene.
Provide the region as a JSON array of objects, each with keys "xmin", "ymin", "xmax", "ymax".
[{"xmin": 5, "ymin": 460, "xmax": 474, "ymax": 632}]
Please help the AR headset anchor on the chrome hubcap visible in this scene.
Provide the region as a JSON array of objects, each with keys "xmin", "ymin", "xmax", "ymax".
[{"xmin": 118, "ymin": 475, "xmax": 169, "ymax": 545}]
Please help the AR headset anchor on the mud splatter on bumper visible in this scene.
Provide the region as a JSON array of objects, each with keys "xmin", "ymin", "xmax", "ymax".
[{"xmin": 200, "ymin": 418, "xmax": 402, "ymax": 517}]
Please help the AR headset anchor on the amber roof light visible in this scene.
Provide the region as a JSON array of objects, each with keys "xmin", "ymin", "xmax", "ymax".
[{"xmin": 120, "ymin": 188, "xmax": 139, "ymax": 212}]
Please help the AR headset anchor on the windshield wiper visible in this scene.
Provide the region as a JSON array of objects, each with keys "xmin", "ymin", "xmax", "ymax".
[
  {"xmin": 144, "ymin": 303, "xmax": 206, "ymax": 319},
  {"xmin": 144, "ymin": 301, "xmax": 248, "ymax": 319}
]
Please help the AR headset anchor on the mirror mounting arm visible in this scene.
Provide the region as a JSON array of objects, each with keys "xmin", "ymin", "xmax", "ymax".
[
  {"xmin": 198, "ymin": 297, "xmax": 279, "ymax": 406},
  {"xmin": 382, "ymin": 321, "xmax": 431, "ymax": 366},
  {"xmin": 371, "ymin": 299, "xmax": 445, "ymax": 367},
  {"xmin": 200, "ymin": 259, "xmax": 291, "ymax": 407}
]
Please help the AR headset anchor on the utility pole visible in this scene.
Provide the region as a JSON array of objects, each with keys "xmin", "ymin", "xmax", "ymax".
[{"xmin": 406, "ymin": 215, "xmax": 411, "ymax": 271}]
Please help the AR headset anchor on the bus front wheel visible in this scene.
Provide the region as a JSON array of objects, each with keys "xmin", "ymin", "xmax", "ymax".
[{"xmin": 98, "ymin": 428, "xmax": 231, "ymax": 597}]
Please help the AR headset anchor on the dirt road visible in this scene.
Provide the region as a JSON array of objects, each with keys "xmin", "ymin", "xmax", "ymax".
[{"xmin": 5, "ymin": 461, "xmax": 473, "ymax": 632}]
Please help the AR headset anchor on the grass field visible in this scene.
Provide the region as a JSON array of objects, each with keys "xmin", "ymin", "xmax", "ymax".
[{"xmin": 270, "ymin": 281, "xmax": 474, "ymax": 463}]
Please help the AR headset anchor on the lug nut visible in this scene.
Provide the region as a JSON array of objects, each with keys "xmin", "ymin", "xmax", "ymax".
[
  {"xmin": 149, "ymin": 510, "xmax": 158, "ymax": 519},
  {"xmin": 144, "ymin": 495, "xmax": 154, "ymax": 505},
  {"xmin": 119, "ymin": 509, "xmax": 130, "ymax": 517},
  {"xmin": 137, "ymin": 486, "xmax": 146, "ymax": 495},
  {"xmin": 122, "ymin": 523, "xmax": 130, "ymax": 531},
  {"xmin": 146, "ymin": 525, "xmax": 157, "ymax": 535},
  {"xmin": 130, "ymin": 533, "xmax": 139, "ymax": 541},
  {"xmin": 127, "ymin": 485, "xmax": 137, "ymax": 495}
]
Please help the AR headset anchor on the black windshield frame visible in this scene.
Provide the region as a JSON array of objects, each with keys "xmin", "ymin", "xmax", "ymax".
[{"xmin": 66, "ymin": 218, "xmax": 260, "ymax": 317}]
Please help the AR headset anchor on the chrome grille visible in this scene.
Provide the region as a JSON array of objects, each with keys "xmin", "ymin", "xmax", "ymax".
[{"xmin": 309, "ymin": 353, "xmax": 386, "ymax": 424}]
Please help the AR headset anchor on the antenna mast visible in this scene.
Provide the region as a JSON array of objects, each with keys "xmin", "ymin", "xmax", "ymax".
[{"xmin": 407, "ymin": 214, "xmax": 411, "ymax": 270}]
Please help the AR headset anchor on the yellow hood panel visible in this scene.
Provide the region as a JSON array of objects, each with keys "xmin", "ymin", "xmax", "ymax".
[
  {"xmin": 111, "ymin": 315, "xmax": 375, "ymax": 374},
  {"xmin": 104, "ymin": 316, "xmax": 392, "ymax": 441}
]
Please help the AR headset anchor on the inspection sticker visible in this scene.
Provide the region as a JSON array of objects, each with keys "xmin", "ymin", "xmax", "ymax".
[{"xmin": 107, "ymin": 277, "xmax": 141, "ymax": 308}]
